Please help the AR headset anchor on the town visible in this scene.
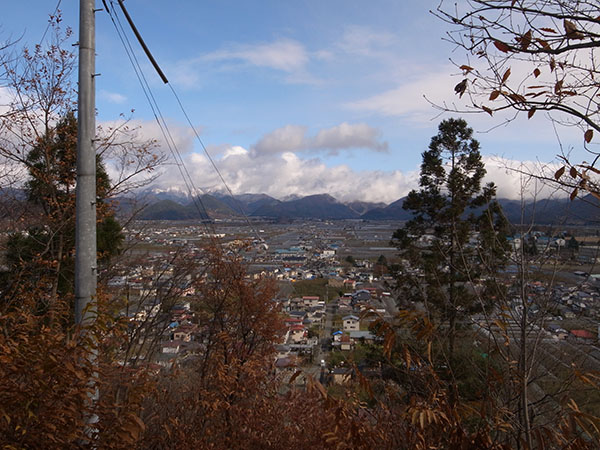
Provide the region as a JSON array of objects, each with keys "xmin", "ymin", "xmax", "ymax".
[{"xmin": 108, "ymin": 218, "xmax": 600, "ymax": 389}]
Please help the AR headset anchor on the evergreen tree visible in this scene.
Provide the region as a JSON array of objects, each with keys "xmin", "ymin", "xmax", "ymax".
[
  {"xmin": 567, "ymin": 236, "xmax": 579, "ymax": 251},
  {"xmin": 391, "ymin": 118, "xmax": 508, "ymax": 367},
  {"xmin": 3, "ymin": 113, "xmax": 123, "ymax": 305},
  {"xmin": 522, "ymin": 235, "xmax": 538, "ymax": 257},
  {"xmin": 374, "ymin": 254, "xmax": 389, "ymax": 277}
]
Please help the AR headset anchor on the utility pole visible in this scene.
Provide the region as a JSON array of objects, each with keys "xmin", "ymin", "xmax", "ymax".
[{"xmin": 75, "ymin": 0, "xmax": 97, "ymax": 326}]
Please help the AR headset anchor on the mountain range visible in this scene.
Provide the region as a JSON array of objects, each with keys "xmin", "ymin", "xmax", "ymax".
[{"xmin": 131, "ymin": 188, "xmax": 600, "ymax": 225}]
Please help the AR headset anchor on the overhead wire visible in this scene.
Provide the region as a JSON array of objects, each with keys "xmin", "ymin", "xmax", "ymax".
[
  {"xmin": 112, "ymin": 0, "xmax": 269, "ymax": 247},
  {"xmin": 105, "ymin": 0, "xmax": 217, "ymax": 241},
  {"xmin": 39, "ymin": 0, "xmax": 63, "ymax": 44},
  {"xmin": 105, "ymin": 2, "xmax": 299, "ymax": 294}
]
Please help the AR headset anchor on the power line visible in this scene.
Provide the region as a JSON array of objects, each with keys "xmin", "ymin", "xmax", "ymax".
[
  {"xmin": 105, "ymin": 2, "xmax": 299, "ymax": 294},
  {"xmin": 109, "ymin": 0, "xmax": 265, "ymax": 246},
  {"xmin": 106, "ymin": 1, "xmax": 217, "ymax": 240},
  {"xmin": 39, "ymin": 0, "xmax": 62, "ymax": 44}
]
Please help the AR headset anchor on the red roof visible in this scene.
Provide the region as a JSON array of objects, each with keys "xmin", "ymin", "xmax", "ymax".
[
  {"xmin": 571, "ymin": 329, "xmax": 595, "ymax": 339},
  {"xmin": 285, "ymin": 318, "xmax": 303, "ymax": 324}
]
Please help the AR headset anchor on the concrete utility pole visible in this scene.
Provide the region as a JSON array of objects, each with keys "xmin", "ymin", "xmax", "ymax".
[{"xmin": 75, "ymin": 0, "xmax": 97, "ymax": 326}]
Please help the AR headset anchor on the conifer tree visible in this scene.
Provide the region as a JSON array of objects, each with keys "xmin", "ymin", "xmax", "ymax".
[
  {"xmin": 392, "ymin": 118, "xmax": 508, "ymax": 367},
  {"xmin": 2, "ymin": 113, "xmax": 123, "ymax": 305}
]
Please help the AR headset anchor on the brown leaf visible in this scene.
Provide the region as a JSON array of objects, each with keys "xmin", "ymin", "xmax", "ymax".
[
  {"xmin": 507, "ymin": 93, "xmax": 526, "ymax": 103},
  {"xmin": 570, "ymin": 166, "xmax": 578, "ymax": 178},
  {"xmin": 554, "ymin": 166, "xmax": 565, "ymax": 180},
  {"xmin": 502, "ymin": 68, "xmax": 511, "ymax": 83},
  {"xmin": 315, "ymin": 380, "xmax": 327, "ymax": 398},
  {"xmin": 540, "ymin": 27, "xmax": 558, "ymax": 34},
  {"xmin": 564, "ymin": 19, "xmax": 585, "ymax": 39},
  {"xmin": 481, "ymin": 105, "xmax": 493, "ymax": 116},
  {"xmin": 528, "ymin": 108, "xmax": 536, "ymax": 119},
  {"xmin": 130, "ymin": 414, "xmax": 146, "ymax": 433},
  {"xmin": 526, "ymin": 91, "xmax": 548, "ymax": 98},
  {"xmin": 550, "ymin": 58, "xmax": 556, "ymax": 72},
  {"xmin": 533, "ymin": 68, "xmax": 541, "ymax": 78},
  {"xmin": 493, "ymin": 41, "xmax": 511, "ymax": 53},
  {"xmin": 570, "ymin": 188, "xmax": 578, "ymax": 201},
  {"xmin": 454, "ymin": 79, "xmax": 468, "ymax": 97},
  {"xmin": 537, "ymin": 39, "xmax": 550, "ymax": 49},
  {"xmin": 564, "ymin": 19, "xmax": 577, "ymax": 35},
  {"xmin": 288, "ymin": 370, "xmax": 302, "ymax": 384},
  {"xmin": 489, "ymin": 90, "xmax": 500, "ymax": 101},
  {"xmin": 585, "ymin": 129, "xmax": 594, "ymax": 143},
  {"xmin": 554, "ymin": 80, "xmax": 563, "ymax": 94},
  {"xmin": 460, "ymin": 65, "xmax": 474, "ymax": 73},
  {"xmin": 584, "ymin": 166, "xmax": 600, "ymax": 175},
  {"xmin": 520, "ymin": 30, "xmax": 532, "ymax": 50}
]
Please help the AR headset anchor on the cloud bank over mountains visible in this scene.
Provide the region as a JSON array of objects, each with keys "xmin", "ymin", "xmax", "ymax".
[{"xmin": 105, "ymin": 118, "xmax": 559, "ymax": 204}]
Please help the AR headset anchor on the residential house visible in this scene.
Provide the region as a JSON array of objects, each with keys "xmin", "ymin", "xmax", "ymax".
[
  {"xmin": 340, "ymin": 334, "xmax": 354, "ymax": 351},
  {"xmin": 349, "ymin": 330, "xmax": 377, "ymax": 344},
  {"xmin": 161, "ymin": 341, "xmax": 182, "ymax": 354},
  {"xmin": 287, "ymin": 325, "xmax": 307, "ymax": 344},
  {"xmin": 343, "ymin": 315, "xmax": 360, "ymax": 332},
  {"xmin": 303, "ymin": 296, "xmax": 320, "ymax": 308},
  {"xmin": 332, "ymin": 330, "xmax": 343, "ymax": 342},
  {"xmin": 331, "ymin": 367, "xmax": 353, "ymax": 385},
  {"xmin": 352, "ymin": 290, "xmax": 372, "ymax": 303},
  {"xmin": 284, "ymin": 317, "xmax": 304, "ymax": 328},
  {"xmin": 571, "ymin": 329, "xmax": 595, "ymax": 341},
  {"xmin": 173, "ymin": 324, "xmax": 197, "ymax": 342},
  {"xmin": 343, "ymin": 279, "xmax": 356, "ymax": 290}
]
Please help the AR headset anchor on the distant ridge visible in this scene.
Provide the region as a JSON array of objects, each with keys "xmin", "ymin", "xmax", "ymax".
[
  {"xmin": 126, "ymin": 189, "xmax": 600, "ymax": 224},
  {"xmin": 138, "ymin": 194, "xmax": 236, "ymax": 220},
  {"xmin": 361, "ymin": 197, "xmax": 412, "ymax": 221},
  {"xmin": 346, "ymin": 200, "xmax": 386, "ymax": 216},
  {"xmin": 250, "ymin": 194, "xmax": 359, "ymax": 220},
  {"xmin": 212, "ymin": 192, "xmax": 280, "ymax": 215}
]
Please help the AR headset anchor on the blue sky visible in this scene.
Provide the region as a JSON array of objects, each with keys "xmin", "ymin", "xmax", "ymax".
[{"xmin": 1, "ymin": 1, "xmax": 580, "ymax": 202}]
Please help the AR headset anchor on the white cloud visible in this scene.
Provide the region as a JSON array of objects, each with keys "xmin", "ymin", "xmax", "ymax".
[
  {"xmin": 346, "ymin": 66, "xmax": 457, "ymax": 123},
  {"xmin": 204, "ymin": 38, "xmax": 309, "ymax": 72},
  {"xmin": 312, "ymin": 122, "xmax": 388, "ymax": 152},
  {"xmin": 253, "ymin": 125, "xmax": 307, "ymax": 155},
  {"xmin": 222, "ymin": 145, "xmax": 249, "ymax": 158},
  {"xmin": 109, "ymin": 121, "xmax": 574, "ymax": 204},
  {"xmin": 171, "ymin": 38, "xmax": 320, "ymax": 86},
  {"xmin": 337, "ymin": 25, "xmax": 396, "ymax": 57},
  {"xmin": 252, "ymin": 122, "xmax": 388, "ymax": 156},
  {"xmin": 156, "ymin": 145, "xmax": 417, "ymax": 203},
  {"xmin": 99, "ymin": 90, "xmax": 127, "ymax": 104},
  {"xmin": 149, "ymin": 143, "xmax": 572, "ymax": 204},
  {"xmin": 482, "ymin": 156, "xmax": 564, "ymax": 200}
]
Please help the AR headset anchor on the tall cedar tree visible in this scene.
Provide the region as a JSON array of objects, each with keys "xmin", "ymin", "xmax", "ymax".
[
  {"xmin": 392, "ymin": 118, "xmax": 509, "ymax": 370},
  {"xmin": 1, "ymin": 113, "xmax": 123, "ymax": 309}
]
